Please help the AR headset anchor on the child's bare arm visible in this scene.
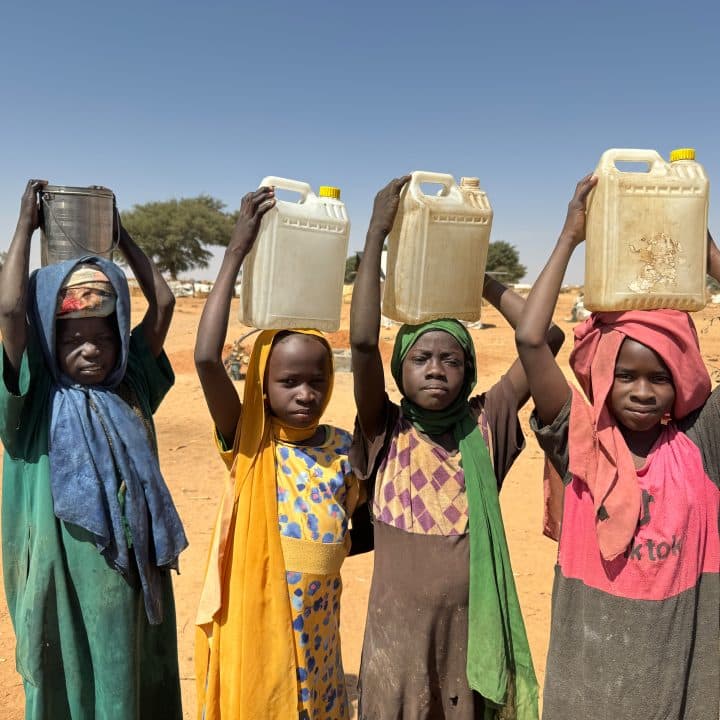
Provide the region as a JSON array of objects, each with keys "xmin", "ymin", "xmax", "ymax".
[
  {"xmin": 515, "ymin": 174, "xmax": 597, "ymax": 425},
  {"xmin": 194, "ymin": 187, "xmax": 275, "ymax": 444},
  {"xmin": 707, "ymin": 230, "xmax": 720, "ymax": 284},
  {"xmin": 350, "ymin": 176, "xmax": 409, "ymax": 441},
  {"xmin": 481, "ymin": 274, "xmax": 565, "ymax": 409},
  {"xmin": 0, "ymin": 180, "xmax": 47, "ymax": 384},
  {"xmin": 117, "ymin": 215, "xmax": 175, "ymax": 358}
]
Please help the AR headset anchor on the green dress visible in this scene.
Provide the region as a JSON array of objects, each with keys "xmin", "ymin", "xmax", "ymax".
[{"xmin": 0, "ymin": 327, "xmax": 182, "ymax": 720}]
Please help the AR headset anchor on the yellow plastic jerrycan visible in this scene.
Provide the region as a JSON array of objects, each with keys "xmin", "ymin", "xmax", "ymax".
[
  {"xmin": 382, "ymin": 171, "xmax": 493, "ymax": 324},
  {"xmin": 239, "ymin": 178, "xmax": 350, "ymax": 331},
  {"xmin": 584, "ymin": 148, "xmax": 709, "ymax": 312}
]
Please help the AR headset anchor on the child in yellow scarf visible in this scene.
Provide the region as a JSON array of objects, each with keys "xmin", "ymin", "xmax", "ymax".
[{"xmin": 194, "ymin": 187, "xmax": 362, "ymax": 720}]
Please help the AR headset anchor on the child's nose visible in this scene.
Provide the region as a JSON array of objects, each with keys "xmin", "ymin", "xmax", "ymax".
[
  {"xmin": 81, "ymin": 342, "xmax": 101, "ymax": 358},
  {"xmin": 631, "ymin": 379, "xmax": 655, "ymax": 401},
  {"xmin": 426, "ymin": 358, "xmax": 444, "ymax": 377},
  {"xmin": 296, "ymin": 385, "xmax": 315, "ymax": 403}
]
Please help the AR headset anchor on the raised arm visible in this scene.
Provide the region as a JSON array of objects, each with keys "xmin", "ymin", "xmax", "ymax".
[
  {"xmin": 117, "ymin": 213, "xmax": 175, "ymax": 357},
  {"xmin": 515, "ymin": 174, "xmax": 597, "ymax": 425},
  {"xmin": 707, "ymin": 230, "xmax": 720, "ymax": 284},
  {"xmin": 482, "ymin": 274, "xmax": 565, "ymax": 410},
  {"xmin": 0, "ymin": 180, "xmax": 47, "ymax": 385},
  {"xmin": 194, "ymin": 187, "xmax": 275, "ymax": 445},
  {"xmin": 350, "ymin": 176, "xmax": 409, "ymax": 441}
]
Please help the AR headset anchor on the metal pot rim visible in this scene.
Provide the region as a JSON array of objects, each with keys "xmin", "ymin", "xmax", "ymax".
[{"xmin": 42, "ymin": 185, "xmax": 115, "ymax": 198}]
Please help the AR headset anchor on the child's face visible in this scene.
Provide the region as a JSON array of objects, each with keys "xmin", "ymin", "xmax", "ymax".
[
  {"xmin": 609, "ymin": 338, "xmax": 676, "ymax": 432},
  {"xmin": 265, "ymin": 334, "xmax": 332, "ymax": 429},
  {"xmin": 401, "ymin": 331, "xmax": 466, "ymax": 411},
  {"xmin": 56, "ymin": 316, "xmax": 120, "ymax": 385}
]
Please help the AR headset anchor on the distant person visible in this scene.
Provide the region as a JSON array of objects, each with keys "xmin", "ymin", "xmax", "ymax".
[
  {"xmin": 349, "ymin": 176, "xmax": 564, "ymax": 719},
  {"xmin": 515, "ymin": 174, "xmax": 720, "ymax": 719},
  {"xmin": 194, "ymin": 187, "xmax": 367, "ymax": 720},
  {"xmin": 566, "ymin": 291, "xmax": 590, "ymax": 322},
  {"xmin": 0, "ymin": 180, "xmax": 187, "ymax": 719}
]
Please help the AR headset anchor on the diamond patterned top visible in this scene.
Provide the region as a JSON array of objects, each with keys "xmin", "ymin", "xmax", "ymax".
[{"xmin": 372, "ymin": 404, "xmax": 492, "ymax": 536}]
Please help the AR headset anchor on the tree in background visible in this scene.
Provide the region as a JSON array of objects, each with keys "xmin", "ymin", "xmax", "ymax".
[
  {"xmin": 345, "ymin": 245, "xmax": 387, "ymax": 284},
  {"xmin": 0, "ymin": 251, "xmax": 6, "ymax": 272},
  {"xmin": 120, "ymin": 196, "xmax": 234, "ymax": 279},
  {"xmin": 345, "ymin": 253, "xmax": 360, "ymax": 283},
  {"xmin": 485, "ymin": 240, "xmax": 526, "ymax": 284}
]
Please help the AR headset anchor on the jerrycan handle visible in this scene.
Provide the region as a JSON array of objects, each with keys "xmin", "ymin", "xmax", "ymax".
[
  {"xmin": 598, "ymin": 149, "xmax": 667, "ymax": 175},
  {"xmin": 409, "ymin": 171, "xmax": 462, "ymax": 200},
  {"xmin": 258, "ymin": 176, "xmax": 314, "ymax": 202}
]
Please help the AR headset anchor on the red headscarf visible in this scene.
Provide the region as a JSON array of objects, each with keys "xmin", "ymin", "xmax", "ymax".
[{"xmin": 567, "ymin": 309, "xmax": 710, "ymax": 560}]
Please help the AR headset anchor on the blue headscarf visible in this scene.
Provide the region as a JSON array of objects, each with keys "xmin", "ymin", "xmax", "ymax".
[{"xmin": 28, "ymin": 256, "xmax": 188, "ymax": 625}]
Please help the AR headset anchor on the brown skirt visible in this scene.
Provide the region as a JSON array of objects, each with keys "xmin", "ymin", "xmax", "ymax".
[{"xmin": 358, "ymin": 521, "xmax": 484, "ymax": 720}]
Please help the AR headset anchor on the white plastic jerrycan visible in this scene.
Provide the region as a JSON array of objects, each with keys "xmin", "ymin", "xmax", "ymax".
[
  {"xmin": 584, "ymin": 148, "xmax": 709, "ymax": 312},
  {"xmin": 239, "ymin": 177, "xmax": 350, "ymax": 331},
  {"xmin": 383, "ymin": 171, "xmax": 493, "ymax": 324}
]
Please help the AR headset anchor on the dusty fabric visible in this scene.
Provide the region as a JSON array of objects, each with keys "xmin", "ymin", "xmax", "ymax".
[
  {"xmin": 387, "ymin": 321, "xmax": 538, "ymax": 716},
  {"xmin": 531, "ymin": 386, "xmax": 720, "ymax": 720},
  {"xmin": 29, "ymin": 257, "xmax": 187, "ymax": 624},
  {"xmin": 370, "ymin": 408, "xmax": 491, "ymax": 535},
  {"xmin": 352, "ymin": 375, "xmax": 528, "ymax": 720},
  {"xmin": 359, "ymin": 520, "xmax": 482, "ymax": 719},
  {"xmin": 0, "ymin": 328, "xmax": 182, "ymax": 720}
]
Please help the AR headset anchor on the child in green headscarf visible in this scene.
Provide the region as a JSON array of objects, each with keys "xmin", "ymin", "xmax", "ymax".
[{"xmin": 349, "ymin": 176, "xmax": 564, "ymax": 720}]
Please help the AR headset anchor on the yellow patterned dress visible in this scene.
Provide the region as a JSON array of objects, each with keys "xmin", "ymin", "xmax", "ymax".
[{"xmin": 275, "ymin": 426, "xmax": 357, "ymax": 720}]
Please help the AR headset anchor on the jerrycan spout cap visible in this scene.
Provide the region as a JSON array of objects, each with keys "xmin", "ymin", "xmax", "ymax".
[
  {"xmin": 670, "ymin": 148, "xmax": 696, "ymax": 162},
  {"xmin": 319, "ymin": 186, "xmax": 341, "ymax": 199},
  {"xmin": 460, "ymin": 177, "xmax": 480, "ymax": 188}
]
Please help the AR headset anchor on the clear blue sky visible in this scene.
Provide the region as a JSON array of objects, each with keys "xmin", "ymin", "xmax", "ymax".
[{"xmin": 2, "ymin": 0, "xmax": 719, "ymax": 283}]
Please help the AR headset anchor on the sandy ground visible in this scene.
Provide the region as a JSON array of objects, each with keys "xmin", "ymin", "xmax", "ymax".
[{"xmin": 2, "ymin": 291, "xmax": 720, "ymax": 719}]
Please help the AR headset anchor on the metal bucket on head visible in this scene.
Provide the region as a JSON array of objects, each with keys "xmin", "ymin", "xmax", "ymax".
[{"xmin": 40, "ymin": 185, "xmax": 118, "ymax": 266}]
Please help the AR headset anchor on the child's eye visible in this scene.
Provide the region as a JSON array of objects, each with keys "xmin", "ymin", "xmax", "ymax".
[{"xmin": 652, "ymin": 375, "xmax": 672, "ymax": 384}]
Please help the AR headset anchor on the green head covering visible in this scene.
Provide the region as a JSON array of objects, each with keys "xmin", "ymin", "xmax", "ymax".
[
  {"xmin": 390, "ymin": 319, "xmax": 476, "ymax": 435},
  {"xmin": 389, "ymin": 319, "xmax": 539, "ymax": 719}
]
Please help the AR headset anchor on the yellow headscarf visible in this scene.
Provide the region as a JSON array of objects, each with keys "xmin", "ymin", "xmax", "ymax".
[{"xmin": 195, "ymin": 329, "xmax": 334, "ymax": 720}]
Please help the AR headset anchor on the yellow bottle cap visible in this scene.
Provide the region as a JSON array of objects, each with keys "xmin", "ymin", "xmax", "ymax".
[
  {"xmin": 670, "ymin": 148, "xmax": 696, "ymax": 162},
  {"xmin": 460, "ymin": 177, "xmax": 480, "ymax": 188},
  {"xmin": 319, "ymin": 186, "xmax": 341, "ymax": 199}
]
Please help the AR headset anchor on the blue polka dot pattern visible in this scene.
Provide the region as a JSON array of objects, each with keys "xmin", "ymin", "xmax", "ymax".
[{"xmin": 275, "ymin": 427, "xmax": 354, "ymax": 719}]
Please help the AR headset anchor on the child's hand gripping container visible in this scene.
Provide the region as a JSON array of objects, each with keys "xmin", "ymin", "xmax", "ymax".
[
  {"xmin": 584, "ymin": 148, "xmax": 709, "ymax": 312},
  {"xmin": 239, "ymin": 177, "xmax": 350, "ymax": 331},
  {"xmin": 382, "ymin": 171, "xmax": 493, "ymax": 324}
]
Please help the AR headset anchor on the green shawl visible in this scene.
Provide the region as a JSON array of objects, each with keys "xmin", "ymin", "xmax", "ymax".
[{"xmin": 391, "ymin": 319, "xmax": 538, "ymax": 720}]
